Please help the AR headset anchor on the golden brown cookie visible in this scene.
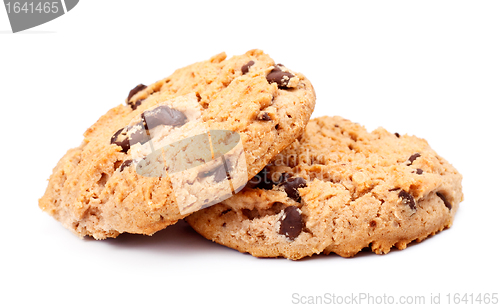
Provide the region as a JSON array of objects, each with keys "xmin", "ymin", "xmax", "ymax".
[
  {"xmin": 39, "ymin": 49, "xmax": 316, "ymax": 239},
  {"xmin": 186, "ymin": 116, "xmax": 463, "ymax": 260}
]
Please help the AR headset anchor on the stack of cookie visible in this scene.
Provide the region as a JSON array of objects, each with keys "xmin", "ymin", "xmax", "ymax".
[{"xmin": 39, "ymin": 50, "xmax": 463, "ymax": 260}]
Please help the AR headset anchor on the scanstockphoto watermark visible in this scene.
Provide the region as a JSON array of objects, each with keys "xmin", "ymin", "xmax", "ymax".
[
  {"xmin": 249, "ymin": 149, "xmax": 378, "ymax": 187},
  {"xmin": 291, "ymin": 292, "xmax": 499, "ymax": 305},
  {"xmin": 291, "ymin": 293, "xmax": 426, "ymax": 305}
]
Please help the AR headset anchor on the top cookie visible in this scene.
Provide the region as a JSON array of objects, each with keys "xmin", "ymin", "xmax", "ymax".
[
  {"xmin": 39, "ymin": 49, "xmax": 316, "ymax": 239},
  {"xmin": 186, "ymin": 116, "xmax": 463, "ymax": 260}
]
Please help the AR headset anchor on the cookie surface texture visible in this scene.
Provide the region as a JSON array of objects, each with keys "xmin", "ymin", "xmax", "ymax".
[
  {"xmin": 186, "ymin": 116, "xmax": 463, "ymax": 260},
  {"xmin": 39, "ymin": 49, "xmax": 316, "ymax": 239}
]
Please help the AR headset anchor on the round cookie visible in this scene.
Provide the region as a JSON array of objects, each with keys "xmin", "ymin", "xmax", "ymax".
[
  {"xmin": 39, "ymin": 49, "xmax": 316, "ymax": 239},
  {"xmin": 186, "ymin": 116, "xmax": 463, "ymax": 260}
]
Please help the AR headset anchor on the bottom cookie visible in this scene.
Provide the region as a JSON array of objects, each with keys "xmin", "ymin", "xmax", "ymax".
[{"xmin": 186, "ymin": 116, "xmax": 463, "ymax": 260}]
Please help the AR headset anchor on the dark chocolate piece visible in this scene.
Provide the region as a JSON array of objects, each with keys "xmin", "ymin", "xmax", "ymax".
[
  {"xmin": 436, "ymin": 192, "xmax": 452, "ymax": 210},
  {"xmin": 128, "ymin": 126, "xmax": 150, "ymax": 145},
  {"xmin": 110, "ymin": 127, "xmax": 130, "ymax": 153},
  {"xmin": 119, "ymin": 160, "xmax": 133, "ymax": 172},
  {"xmin": 282, "ymin": 177, "xmax": 307, "ymax": 202},
  {"xmin": 127, "ymin": 84, "xmax": 147, "ymax": 102},
  {"xmin": 250, "ymin": 168, "xmax": 274, "ymax": 190},
  {"xmin": 266, "ymin": 65, "xmax": 295, "ymax": 89},
  {"xmin": 278, "ymin": 206, "xmax": 303, "ymax": 240},
  {"xmin": 399, "ymin": 190, "xmax": 416, "ymax": 211},
  {"xmin": 130, "ymin": 99, "xmax": 143, "ymax": 111},
  {"xmin": 258, "ymin": 112, "xmax": 271, "ymax": 121},
  {"xmin": 241, "ymin": 60, "xmax": 255, "ymax": 74},
  {"xmin": 407, "ymin": 153, "xmax": 421, "ymax": 165},
  {"xmin": 199, "ymin": 164, "xmax": 227, "ymax": 183},
  {"xmin": 142, "ymin": 105, "xmax": 188, "ymax": 130}
]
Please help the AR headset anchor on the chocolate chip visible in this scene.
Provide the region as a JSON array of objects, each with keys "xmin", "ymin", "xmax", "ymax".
[
  {"xmin": 251, "ymin": 169, "xmax": 289, "ymax": 190},
  {"xmin": 119, "ymin": 160, "xmax": 133, "ymax": 172},
  {"xmin": 407, "ymin": 153, "xmax": 421, "ymax": 165},
  {"xmin": 128, "ymin": 126, "xmax": 150, "ymax": 145},
  {"xmin": 242, "ymin": 208, "xmax": 259, "ymax": 220},
  {"xmin": 130, "ymin": 99, "xmax": 143, "ymax": 111},
  {"xmin": 220, "ymin": 209, "xmax": 232, "ymax": 216},
  {"xmin": 415, "ymin": 168, "xmax": 424, "ymax": 175},
  {"xmin": 398, "ymin": 190, "xmax": 416, "ymax": 211},
  {"xmin": 436, "ymin": 192, "xmax": 452, "ymax": 210},
  {"xmin": 395, "ymin": 132, "xmax": 400, "ymax": 138},
  {"xmin": 213, "ymin": 166, "xmax": 227, "ymax": 182},
  {"xmin": 141, "ymin": 105, "xmax": 188, "ymax": 130},
  {"xmin": 266, "ymin": 65, "xmax": 295, "ymax": 89},
  {"xmin": 278, "ymin": 206, "xmax": 303, "ymax": 240},
  {"xmin": 199, "ymin": 164, "xmax": 227, "ymax": 183},
  {"xmin": 280, "ymin": 173, "xmax": 292, "ymax": 183},
  {"xmin": 241, "ymin": 60, "xmax": 255, "ymax": 74},
  {"xmin": 111, "ymin": 123, "xmax": 151, "ymax": 153},
  {"xmin": 127, "ymin": 84, "xmax": 147, "ymax": 102},
  {"xmin": 258, "ymin": 112, "xmax": 271, "ymax": 121},
  {"xmin": 250, "ymin": 168, "xmax": 273, "ymax": 189},
  {"xmin": 281, "ymin": 177, "xmax": 307, "ymax": 202},
  {"xmin": 110, "ymin": 127, "xmax": 131, "ymax": 153}
]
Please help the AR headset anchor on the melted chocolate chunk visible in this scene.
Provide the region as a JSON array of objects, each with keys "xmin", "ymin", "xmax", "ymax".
[
  {"xmin": 415, "ymin": 168, "xmax": 424, "ymax": 175},
  {"xmin": 399, "ymin": 190, "xmax": 416, "ymax": 211},
  {"xmin": 253, "ymin": 170, "xmax": 291, "ymax": 190},
  {"xmin": 266, "ymin": 65, "xmax": 295, "ymax": 89},
  {"xmin": 258, "ymin": 112, "xmax": 271, "ymax": 121},
  {"xmin": 407, "ymin": 153, "xmax": 421, "ymax": 165},
  {"xmin": 282, "ymin": 177, "xmax": 307, "ymax": 202},
  {"xmin": 110, "ymin": 127, "xmax": 131, "ymax": 153},
  {"xmin": 119, "ymin": 160, "xmax": 133, "ymax": 172},
  {"xmin": 250, "ymin": 168, "xmax": 274, "ymax": 189},
  {"xmin": 395, "ymin": 132, "xmax": 400, "ymax": 138},
  {"xmin": 278, "ymin": 206, "xmax": 303, "ymax": 240},
  {"xmin": 436, "ymin": 192, "xmax": 452, "ymax": 210},
  {"xmin": 241, "ymin": 60, "xmax": 255, "ymax": 74},
  {"xmin": 127, "ymin": 84, "xmax": 147, "ymax": 102},
  {"xmin": 142, "ymin": 105, "xmax": 188, "ymax": 130}
]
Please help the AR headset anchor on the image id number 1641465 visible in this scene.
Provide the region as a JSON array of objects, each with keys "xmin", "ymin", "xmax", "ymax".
[
  {"xmin": 446, "ymin": 293, "xmax": 498, "ymax": 305},
  {"xmin": 5, "ymin": 2, "xmax": 59, "ymax": 14}
]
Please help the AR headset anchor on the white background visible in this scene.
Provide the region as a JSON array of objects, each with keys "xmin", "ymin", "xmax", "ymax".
[{"xmin": 1, "ymin": 1, "xmax": 499, "ymax": 307}]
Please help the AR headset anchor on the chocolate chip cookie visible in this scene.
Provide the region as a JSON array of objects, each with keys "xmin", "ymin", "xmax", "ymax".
[
  {"xmin": 186, "ymin": 116, "xmax": 463, "ymax": 260},
  {"xmin": 39, "ymin": 49, "xmax": 316, "ymax": 239}
]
